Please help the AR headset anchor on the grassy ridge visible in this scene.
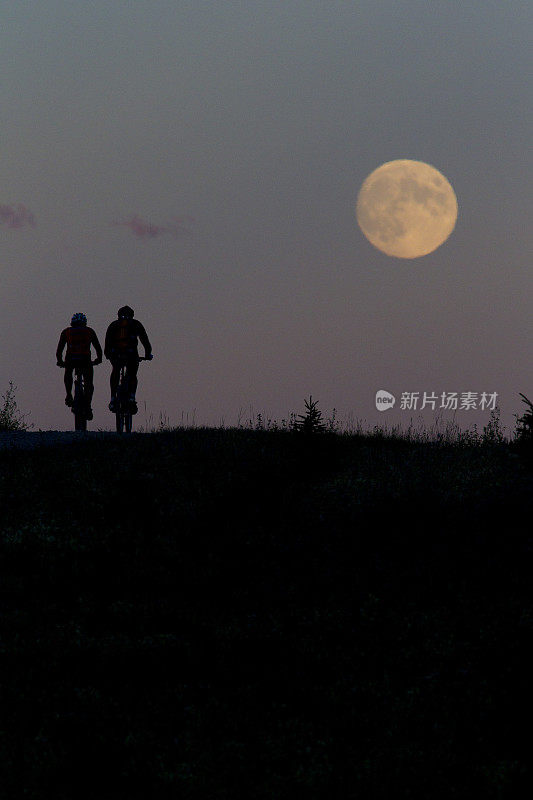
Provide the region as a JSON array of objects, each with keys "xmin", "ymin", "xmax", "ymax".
[{"xmin": 1, "ymin": 429, "xmax": 532, "ymax": 798}]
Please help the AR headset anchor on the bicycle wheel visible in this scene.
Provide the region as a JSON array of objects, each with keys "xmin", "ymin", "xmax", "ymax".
[
  {"xmin": 115, "ymin": 366, "xmax": 129, "ymax": 433},
  {"xmin": 73, "ymin": 374, "xmax": 87, "ymax": 431},
  {"xmin": 75, "ymin": 409, "xmax": 87, "ymax": 431},
  {"xmin": 125, "ymin": 412, "xmax": 133, "ymax": 433}
]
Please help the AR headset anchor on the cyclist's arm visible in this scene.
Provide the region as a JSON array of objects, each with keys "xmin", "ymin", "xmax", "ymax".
[
  {"xmin": 104, "ymin": 324, "xmax": 113, "ymax": 359},
  {"xmin": 137, "ymin": 322, "xmax": 152, "ymax": 357},
  {"xmin": 56, "ymin": 331, "xmax": 66, "ymax": 362},
  {"xmin": 91, "ymin": 330, "xmax": 103, "ymax": 361}
]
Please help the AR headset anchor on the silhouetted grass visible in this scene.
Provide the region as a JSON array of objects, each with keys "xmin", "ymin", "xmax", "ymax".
[
  {"xmin": 1, "ymin": 427, "xmax": 531, "ymax": 797},
  {"xmin": 145, "ymin": 400, "xmax": 511, "ymax": 447}
]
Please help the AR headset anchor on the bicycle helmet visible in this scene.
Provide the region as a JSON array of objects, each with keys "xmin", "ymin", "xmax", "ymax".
[
  {"xmin": 71, "ymin": 313, "xmax": 87, "ymax": 326},
  {"xmin": 118, "ymin": 305, "xmax": 134, "ymax": 319}
]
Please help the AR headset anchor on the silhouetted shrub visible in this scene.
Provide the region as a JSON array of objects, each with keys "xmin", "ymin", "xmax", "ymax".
[
  {"xmin": 0, "ymin": 381, "xmax": 32, "ymax": 432},
  {"xmin": 514, "ymin": 393, "xmax": 533, "ymax": 443},
  {"xmin": 482, "ymin": 407, "xmax": 506, "ymax": 444}
]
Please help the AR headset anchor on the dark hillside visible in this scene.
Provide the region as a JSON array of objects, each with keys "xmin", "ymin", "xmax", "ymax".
[{"xmin": 1, "ymin": 430, "xmax": 531, "ymax": 798}]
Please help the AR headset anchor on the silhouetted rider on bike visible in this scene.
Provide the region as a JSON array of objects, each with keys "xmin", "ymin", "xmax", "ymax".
[
  {"xmin": 56, "ymin": 313, "xmax": 103, "ymax": 420},
  {"xmin": 105, "ymin": 306, "xmax": 152, "ymax": 413}
]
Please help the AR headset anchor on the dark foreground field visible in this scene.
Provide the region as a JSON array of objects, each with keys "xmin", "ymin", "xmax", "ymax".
[{"xmin": 1, "ymin": 429, "xmax": 532, "ymax": 798}]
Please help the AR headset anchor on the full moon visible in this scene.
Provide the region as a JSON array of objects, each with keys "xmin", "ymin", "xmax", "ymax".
[{"xmin": 356, "ymin": 160, "xmax": 458, "ymax": 258}]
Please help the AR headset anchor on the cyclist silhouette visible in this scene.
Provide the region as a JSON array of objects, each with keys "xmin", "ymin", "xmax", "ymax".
[
  {"xmin": 56, "ymin": 313, "xmax": 103, "ymax": 420},
  {"xmin": 105, "ymin": 306, "xmax": 152, "ymax": 413}
]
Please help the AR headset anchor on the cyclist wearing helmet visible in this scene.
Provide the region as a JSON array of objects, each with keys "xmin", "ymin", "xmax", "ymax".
[
  {"xmin": 104, "ymin": 306, "xmax": 152, "ymax": 413},
  {"xmin": 56, "ymin": 313, "xmax": 103, "ymax": 419}
]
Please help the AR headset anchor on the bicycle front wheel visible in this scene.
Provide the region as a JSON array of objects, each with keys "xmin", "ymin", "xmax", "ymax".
[
  {"xmin": 75, "ymin": 410, "xmax": 87, "ymax": 432},
  {"xmin": 125, "ymin": 413, "xmax": 133, "ymax": 433},
  {"xmin": 116, "ymin": 412, "xmax": 124, "ymax": 433},
  {"xmin": 73, "ymin": 375, "xmax": 87, "ymax": 431}
]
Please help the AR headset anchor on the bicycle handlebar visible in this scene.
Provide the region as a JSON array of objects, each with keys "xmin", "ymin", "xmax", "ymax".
[{"xmin": 57, "ymin": 354, "xmax": 154, "ymax": 367}]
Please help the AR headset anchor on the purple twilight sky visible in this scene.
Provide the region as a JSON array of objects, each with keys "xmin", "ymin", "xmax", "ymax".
[{"xmin": 1, "ymin": 1, "xmax": 531, "ymax": 433}]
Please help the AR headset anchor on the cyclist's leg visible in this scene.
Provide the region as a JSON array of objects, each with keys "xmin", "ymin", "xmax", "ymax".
[
  {"xmin": 64, "ymin": 364, "xmax": 74, "ymax": 404},
  {"xmin": 110, "ymin": 360, "xmax": 120, "ymax": 398},
  {"xmin": 82, "ymin": 364, "xmax": 94, "ymax": 405},
  {"xmin": 109, "ymin": 358, "xmax": 123, "ymax": 411},
  {"xmin": 80, "ymin": 363, "xmax": 94, "ymax": 420},
  {"xmin": 125, "ymin": 358, "xmax": 139, "ymax": 399}
]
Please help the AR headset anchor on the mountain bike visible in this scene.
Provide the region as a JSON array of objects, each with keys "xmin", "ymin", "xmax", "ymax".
[
  {"xmin": 114, "ymin": 355, "xmax": 152, "ymax": 434},
  {"xmin": 58, "ymin": 358, "xmax": 99, "ymax": 431}
]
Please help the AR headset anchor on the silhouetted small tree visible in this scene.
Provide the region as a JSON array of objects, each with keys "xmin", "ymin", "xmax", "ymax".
[
  {"xmin": 293, "ymin": 396, "xmax": 327, "ymax": 434},
  {"xmin": 514, "ymin": 393, "xmax": 533, "ymax": 443},
  {"xmin": 0, "ymin": 381, "xmax": 32, "ymax": 432},
  {"xmin": 482, "ymin": 407, "xmax": 506, "ymax": 443}
]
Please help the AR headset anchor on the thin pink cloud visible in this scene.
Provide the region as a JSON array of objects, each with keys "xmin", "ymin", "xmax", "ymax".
[
  {"xmin": 113, "ymin": 214, "xmax": 193, "ymax": 239},
  {"xmin": 0, "ymin": 203, "xmax": 36, "ymax": 229}
]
